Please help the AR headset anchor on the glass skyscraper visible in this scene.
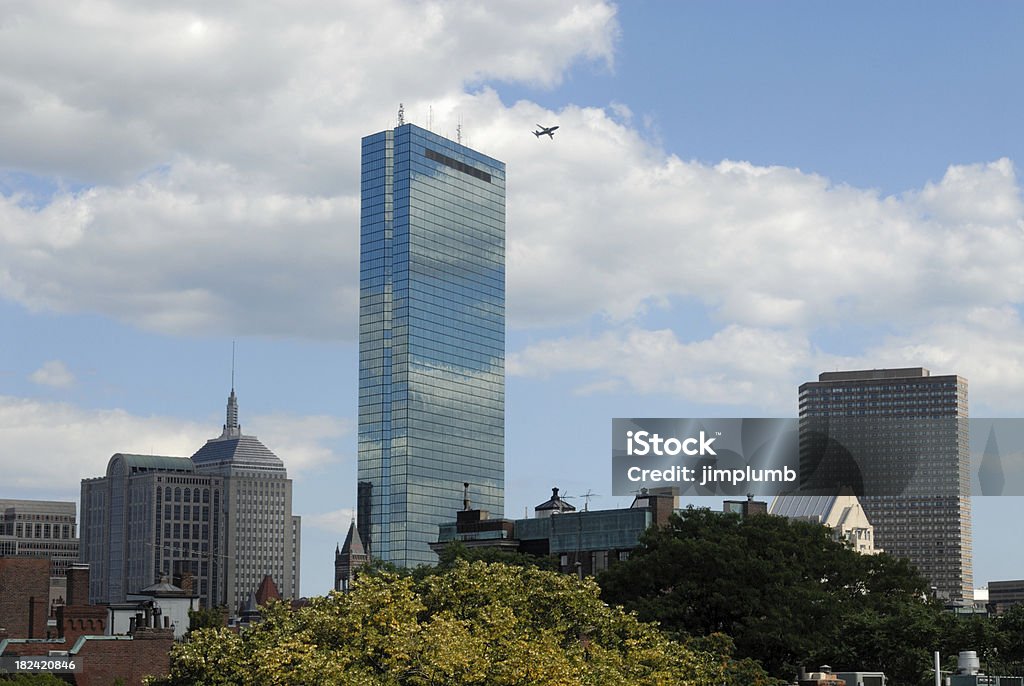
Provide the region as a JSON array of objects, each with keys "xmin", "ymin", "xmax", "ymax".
[{"xmin": 358, "ymin": 123, "xmax": 505, "ymax": 567}]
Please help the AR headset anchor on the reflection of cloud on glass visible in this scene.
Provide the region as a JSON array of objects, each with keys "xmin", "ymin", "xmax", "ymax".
[{"xmin": 979, "ymin": 425, "xmax": 1005, "ymax": 496}]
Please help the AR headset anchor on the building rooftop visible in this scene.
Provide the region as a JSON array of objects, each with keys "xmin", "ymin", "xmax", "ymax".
[
  {"xmin": 106, "ymin": 454, "xmax": 193, "ymax": 477},
  {"xmin": 340, "ymin": 520, "xmax": 366, "ymax": 557},
  {"xmin": 769, "ymin": 494, "xmax": 837, "ymax": 522},
  {"xmin": 190, "ymin": 389, "xmax": 285, "ymax": 473},
  {"xmin": 0, "ymin": 499, "xmax": 77, "ymax": 516},
  {"xmin": 534, "ymin": 487, "xmax": 576, "ymax": 514},
  {"xmin": 136, "ymin": 577, "xmax": 189, "ymax": 597},
  {"xmin": 816, "ymin": 367, "xmax": 929, "ymax": 382}
]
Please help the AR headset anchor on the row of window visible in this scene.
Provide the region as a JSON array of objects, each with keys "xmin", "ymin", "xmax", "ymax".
[{"xmin": 3, "ymin": 523, "xmax": 75, "ymax": 539}]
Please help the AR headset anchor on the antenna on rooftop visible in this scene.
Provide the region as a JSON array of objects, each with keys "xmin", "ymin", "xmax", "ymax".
[
  {"xmin": 428, "ymin": 105, "xmax": 433, "ymax": 131},
  {"xmin": 397, "ymin": 103, "xmax": 405, "ymax": 126},
  {"xmin": 231, "ymin": 340, "xmax": 236, "ymax": 390},
  {"xmin": 456, "ymin": 115, "xmax": 463, "ymax": 145}
]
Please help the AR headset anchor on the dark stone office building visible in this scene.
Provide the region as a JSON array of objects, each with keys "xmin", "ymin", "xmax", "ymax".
[{"xmin": 798, "ymin": 367, "xmax": 971, "ymax": 601}]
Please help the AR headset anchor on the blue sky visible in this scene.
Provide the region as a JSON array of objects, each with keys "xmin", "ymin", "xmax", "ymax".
[{"xmin": 2, "ymin": 1, "xmax": 1022, "ymax": 597}]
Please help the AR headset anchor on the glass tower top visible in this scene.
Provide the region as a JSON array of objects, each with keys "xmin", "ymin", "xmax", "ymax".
[{"xmin": 358, "ymin": 124, "xmax": 505, "ymax": 567}]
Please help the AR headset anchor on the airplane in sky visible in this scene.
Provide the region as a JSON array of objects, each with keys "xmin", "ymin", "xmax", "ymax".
[{"xmin": 533, "ymin": 124, "xmax": 559, "ymax": 139}]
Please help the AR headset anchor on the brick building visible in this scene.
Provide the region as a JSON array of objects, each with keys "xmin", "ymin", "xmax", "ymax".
[
  {"xmin": 0, "ymin": 557, "xmax": 51, "ymax": 639},
  {"xmin": 0, "ymin": 560, "xmax": 174, "ymax": 685}
]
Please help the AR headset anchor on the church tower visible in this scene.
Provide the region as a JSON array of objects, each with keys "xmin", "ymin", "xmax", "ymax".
[{"xmin": 334, "ymin": 519, "xmax": 370, "ymax": 592}]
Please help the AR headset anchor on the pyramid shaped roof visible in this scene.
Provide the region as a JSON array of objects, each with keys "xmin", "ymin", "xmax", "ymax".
[{"xmin": 340, "ymin": 520, "xmax": 366, "ymax": 556}]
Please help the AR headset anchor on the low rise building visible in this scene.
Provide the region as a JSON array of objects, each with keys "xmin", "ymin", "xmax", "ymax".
[
  {"xmin": 988, "ymin": 579, "xmax": 1024, "ymax": 615},
  {"xmin": 770, "ymin": 493, "xmax": 878, "ymax": 554},
  {"xmin": 432, "ymin": 486, "xmax": 674, "ymax": 576},
  {"xmin": 0, "ymin": 560, "xmax": 175, "ymax": 685}
]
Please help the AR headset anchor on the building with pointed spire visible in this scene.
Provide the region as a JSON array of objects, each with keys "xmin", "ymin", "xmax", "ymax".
[
  {"xmin": 80, "ymin": 386, "xmax": 300, "ymax": 613},
  {"xmin": 191, "ymin": 386, "xmax": 301, "ymax": 612},
  {"xmin": 334, "ymin": 520, "xmax": 370, "ymax": 592}
]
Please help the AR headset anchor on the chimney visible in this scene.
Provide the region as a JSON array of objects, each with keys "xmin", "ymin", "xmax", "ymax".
[
  {"xmin": 66, "ymin": 563, "xmax": 90, "ymax": 606},
  {"xmin": 180, "ymin": 570, "xmax": 194, "ymax": 597}
]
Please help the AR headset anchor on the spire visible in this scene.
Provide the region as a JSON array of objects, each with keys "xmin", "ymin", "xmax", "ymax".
[
  {"xmin": 340, "ymin": 519, "xmax": 366, "ymax": 556},
  {"xmin": 221, "ymin": 343, "xmax": 241, "ymax": 438},
  {"xmin": 224, "ymin": 389, "xmax": 240, "ymax": 435}
]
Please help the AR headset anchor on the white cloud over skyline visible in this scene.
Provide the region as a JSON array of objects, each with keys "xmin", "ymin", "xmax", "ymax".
[
  {"xmin": 0, "ymin": 395, "xmax": 349, "ymax": 495},
  {"xmin": 1, "ymin": 0, "xmax": 1021, "ymax": 416}
]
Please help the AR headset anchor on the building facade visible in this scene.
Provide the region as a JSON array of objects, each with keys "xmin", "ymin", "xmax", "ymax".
[
  {"xmin": 988, "ymin": 579, "xmax": 1024, "ymax": 615},
  {"xmin": 798, "ymin": 367, "xmax": 971, "ymax": 601},
  {"xmin": 0, "ymin": 499, "xmax": 79, "ymax": 579},
  {"xmin": 190, "ymin": 388, "xmax": 300, "ymax": 611},
  {"xmin": 770, "ymin": 493, "xmax": 878, "ymax": 555},
  {"xmin": 80, "ymin": 454, "xmax": 225, "ymax": 608},
  {"xmin": 432, "ymin": 487, "xmax": 675, "ymax": 577},
  {"xmin": 358, "ymin": 123, "xmax": 506, "ymax": 566},
  {"xmin": 80, "ymin": 388, "xmax": 300, "ymax": 612}
]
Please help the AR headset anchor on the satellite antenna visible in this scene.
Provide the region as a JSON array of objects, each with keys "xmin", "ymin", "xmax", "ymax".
[{"xmin": 397, "ymin": 103, "xmax": 405, "ymax": 126}]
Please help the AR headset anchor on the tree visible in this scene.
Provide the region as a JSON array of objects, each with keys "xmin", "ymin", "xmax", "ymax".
[
  {"xmin": 150, "ymin": 559, "xmax": 778, "ymax": 686},
  {"xmin": 0, "ymin": 675, "xmax": 71, "ymax": 685},
  {"xmin": 187, "ymin": 605, "xmax": 228, "ymax": 633},
  {"xmin": 422, "ymin": 541, "xmax": 559, "ymax": 575},
  {"xmin": 995, "ymin": 603, "xmax": 1024, "ymax": 667},
  {"xmin": 598, "ymin": 507, "xmax": 946, "ymax": 684}
]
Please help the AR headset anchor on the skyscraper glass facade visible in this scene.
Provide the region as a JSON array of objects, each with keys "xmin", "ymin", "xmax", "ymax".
[{"xmin": 358, "ymin": 124, "xmax": 505, "ymax": 567}]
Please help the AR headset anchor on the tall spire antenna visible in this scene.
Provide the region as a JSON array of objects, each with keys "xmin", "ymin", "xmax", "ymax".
[
  {"xmin": 223, "ymin": 342, "xmax": 240, "ymax": 438},
  {"xmin": 397, "ymin": 103, "xmax": 405, "ymax": 126}
]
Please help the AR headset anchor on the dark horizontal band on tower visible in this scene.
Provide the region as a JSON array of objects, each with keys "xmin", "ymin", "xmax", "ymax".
[{"xmin": 425, "ymin": 148, "xmax": 492, "ymax": 183}]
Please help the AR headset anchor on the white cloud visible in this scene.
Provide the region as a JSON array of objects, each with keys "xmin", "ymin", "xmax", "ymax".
[
  {"xmin": 509, "ymin": 325, "xmax": 813, "ymax": 409},
  {"xmin": 0, "ymin": 397, "xmax": 208, "ymax": 495},
  {"xmin": 0, "ymin": 0, "xmax": 618, "ymax": 185},
  {"xmin": 29, "ymin": 360, "xmax": 75, "ymax": 388},
  {"xmin": 247, "ymin": 412, "xmax": 352, "ymax": 475},
  {"xmin": 0, "ymin": 162, "xmax": 360, "ymax": 338},
  {"xmin": 2, "ymin": 0, "xmax": 1023, "ymax": 416},
  {"xmin": 0, "ymin": 396, "xmax": 351, "ymax": 495},
  {"xmin": 499, "ymin": 141, "xmax": 1024, "ymax": 332},
  {"xmin": 828, "ymin": 306, "xmax": 1024, "ymax": 415},
  {"xmin": 302, "ymin": 507, "xmax": 356, "ymax": 536},
  {"xmin": 0, "ymin": 1, "xmax": 618, "ymax": 339}
]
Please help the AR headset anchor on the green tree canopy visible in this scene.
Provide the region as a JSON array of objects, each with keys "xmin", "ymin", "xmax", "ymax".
[
  {"xmin": 187, "ymin": 605, "xmax": 228, "ymax": 633},
  {"xmin": 598, "ymin": 507, "xmax": 945, "ymax": 684},
  {"xmin": 423, "ymin": 541, "xmax": 559, "ymax": 575},
  {"xmin": 151, "ymin": 559, "xmax": 778, "ymax": 686}
]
